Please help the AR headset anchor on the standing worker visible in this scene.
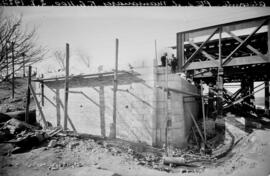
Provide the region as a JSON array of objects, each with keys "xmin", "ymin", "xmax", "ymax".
[
  {"xmin": 171, "ymin": 54, "xmax": 178, "ymax": 73},
  {"xmin": 161, "ymin": 53, "xmax": 167, "ymax": 67}
]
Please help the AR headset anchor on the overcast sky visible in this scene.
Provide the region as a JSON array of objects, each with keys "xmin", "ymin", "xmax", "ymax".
[{"xmin": 3, "ymin": 7, "xmax": 270, "ymax": 74}]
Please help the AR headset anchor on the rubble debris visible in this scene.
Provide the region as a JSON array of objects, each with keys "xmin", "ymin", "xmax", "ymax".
[
  {"xmin": 0, "ymin": 128, "xmax": 13, "ymax": 142},
  {"xmin": 2, "ymin": 118, "xmax": 39, "ymax": 135},
  {"xmin": 0, "ymin": 104, "xmax": 10, "ymax": 113},
  {"xmin": 163, "ymin": 156, "xmax": 185, "ymax": 166},
  {"xmin": 6, "ymin": 110, "xmax": 37, "ymax": 126},
  {"xmin": 8, "ymin": 131, "xmax": 49, "ymax": 153},
  {"xmin": 0, "ymin": 113, "xmax": 11, "ymax": 123},
  {"xmin": 48, "ymin": 139, "xmax": 57, "ymax": 148},
  {"xmin": 69, "ymin": 142, "xmax": 80, "ymax": 150},
  {"xmin": 0, "ymin": 143, "xmax": 14, "ymax": 156}
]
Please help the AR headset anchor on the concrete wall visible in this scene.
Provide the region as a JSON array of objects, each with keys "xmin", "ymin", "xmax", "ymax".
[
  {"xmin": 36, "ymin": 66, "xmax": 200, "ymax": 148},
  {"xmin": 36, "ymin": 68, "xmax": 154, "ymax": 145},
  {"xmin": 153, "ymin": 67, "xmax": 200, "ymax": 148}
]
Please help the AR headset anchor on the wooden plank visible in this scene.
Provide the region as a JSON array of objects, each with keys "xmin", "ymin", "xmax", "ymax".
[
  {"xmin": 185, "ymin": 55, "xmax": 270, "ymax": 70},
  {"xmin": 157, "ymin": 86, "xmax": 200, "ymax": 97},
  {"xmin": 163, "ymin": 157, "xmax": 185, "ymax": 165},
  {"xmin": 32, "ymin": 70, "xmax": 129, "ymax": 83},
  {"xmin": 25, "ymin": 66, "xmax": 31, "ymax": 123},
  {"xmin": 183, "ymin": 28, "xmax": 219, "ymax": 69},
  {"xmin": 29, "ymin": 84, "xmax": 48, "ymax": 129},
  {"xmin": 112, "ymin": 38, "xmax": 119, "ymax": 138},
  {"xmin": 64, "ymin": 43, "xmax": 70, "ymax": 131},
  {"xmin": 225, "ymin": 31, "xmax": 268, "ymax": 61},
  {"xmin": 223, "ymin": 19, "xmax": 269, "ymax": 66}
]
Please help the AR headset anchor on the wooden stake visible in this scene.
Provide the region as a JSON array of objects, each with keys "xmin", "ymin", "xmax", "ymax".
[
  {"xmin": 25, "ymin": 66, "xmax": 31, "ymax": 123},
  {"xmin": 29, "ymin": 84, "xmax": 47, "ymax": 129},
  {"xmin": 112, "ymin": 38, "xmax": 119, "ymax": 138},
  {"xmin": 64, "ymin": 43, "xmax": 70, "ymax": 131}
]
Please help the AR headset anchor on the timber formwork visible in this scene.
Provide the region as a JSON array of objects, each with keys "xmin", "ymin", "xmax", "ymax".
[{"xmin": 176, "ymin": 15, "xmax": 270, "ymax": 136}]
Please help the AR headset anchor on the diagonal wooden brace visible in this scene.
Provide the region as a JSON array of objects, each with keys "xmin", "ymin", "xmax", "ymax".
[
  {"xmin": 188, "ymin": 40, "xmax": 219, "ymax": 66},
  {"xmin": 29, "ymin": 84, "xmax": 48, "ymax": 129},
  {"xmin": 223, "ymin": 19, "xmax": 269, "ymax": 66},
  {"xmin": 226, "ymin": 31, "xmax": 269, "ymax": 61},
  {"xmin": 183, "ymin": 28, "xmax": 220, "ymax": 69}
]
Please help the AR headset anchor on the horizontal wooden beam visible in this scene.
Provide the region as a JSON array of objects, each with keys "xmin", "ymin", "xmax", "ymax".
[
  {"xmin": 32, "ymin": 70, "xmax": 134, "ymax": 83},
  {"xmin": 180, "ymin": 15, "xmax": 270, "ymax": 40},
  {"xmin": 157, "ymin": 86, "xmax": 200, "ymax": 97},
  {"xmin": 185, "ymin": 55, "xmax": 270, "ymax": 70}
]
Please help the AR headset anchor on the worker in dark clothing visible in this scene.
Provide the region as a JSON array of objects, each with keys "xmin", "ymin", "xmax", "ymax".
[
  {"xmin": 171, "ymin": 54, "xmax": 178, "ymax": 73},
  {"xmin": 161, "ymin": 53, "xmax": 167, "ymax": 67}
]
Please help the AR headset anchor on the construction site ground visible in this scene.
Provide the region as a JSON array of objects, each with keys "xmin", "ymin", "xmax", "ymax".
[{"xmin": 1, "ymin": 78, "xmax": 270, "ymax": 176}]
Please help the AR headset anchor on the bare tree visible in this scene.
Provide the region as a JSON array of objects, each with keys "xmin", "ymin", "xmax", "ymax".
[
  {"xmin": 0, "ymin": 9, "xmax": 47, "ymax": 80},
  {"xmin": 53, "ymin": 49, "xmax": 65, "ymax": 71},
  {"xmin": 77, "ymin": 49, "xmax": 91, "ymax": 69}
]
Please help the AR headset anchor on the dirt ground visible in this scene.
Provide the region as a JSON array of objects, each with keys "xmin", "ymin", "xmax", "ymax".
[
  {"xmin": 1, "ymin": 78, "xmax": 270, "ymax": 176},
  {"xmin": 1, "ymin": 127, "xmax": 270, "ymax": 176}
]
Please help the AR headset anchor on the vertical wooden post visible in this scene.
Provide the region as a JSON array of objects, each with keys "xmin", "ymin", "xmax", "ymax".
[
  {"xmin": 64, "ymin": 43, "xmax": 70, "ymax": 131},
  {"xmin": 41, "ymin": 74, "xmax": 44, "ymax": 106},
  {"xmin": 12, "ymin": 42, "xmax": 15, "ymax": 99},
  {"xmin": 99, "ymin": 83, "xmax": 106, "ymax": 137},
  {"xmin": 25, "ymin": 66, "xmax": 32, "ymax": 123},
  {"xmin": 112, "ymin": 38, "xmax": 119, "ymax": 138},
  {"xmin": 165, "ymin": 52, "xmax": 169, "ymax": 156},
  {"xmin": 265, "ymin": 81, "xmax": 269, "ymax": 115},
  {"xmin": 153, "ymin": 40, "xmax": 158, "ymax": 146},
  {"xmin": 201, "ymin": 84, "xmax": 207, "ymax": 142},
  {"xmin": 155, "ymin": 40, "xmax": 158, "ymax": 64},
  {"xmin": 56, "ymin": 88, "xmax": 61, "ymax": 127},
  {"xmin": 176, "ymin": 33, "xmax": 184, "ymax": 72},
  {"xmin": 153, "ymin": 58, "xmax": 158, "ymax": 146},
  {"xmin": 216, "ymin": 27, "xmax": 225, "ymax": 138}
]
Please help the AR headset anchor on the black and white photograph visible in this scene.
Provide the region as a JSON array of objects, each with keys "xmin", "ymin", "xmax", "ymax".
[{"xmin": 0, "ymin": 6, "xmax": 270, "ymax": 176}]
